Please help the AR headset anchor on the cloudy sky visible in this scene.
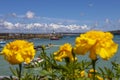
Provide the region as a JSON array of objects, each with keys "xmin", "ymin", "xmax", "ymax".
[{"xmin": 0, "ymin": 0, "xmax": 120, "ymax": 33}]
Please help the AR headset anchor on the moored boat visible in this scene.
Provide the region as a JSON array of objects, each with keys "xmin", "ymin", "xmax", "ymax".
[
  {"xmin": 50, "ymin": 36, "xmax": 59, "ymax": 40},
  {"xmin": 50, "ymin": 30, "xmax": 60, "ymax": 40},
  {"xmin": 0, "ymin": 39, "xmax": 6, "ymax": 44},
  {"xmin": 0, "ymin": 39, "xmax": 6, "ymax": 48}
]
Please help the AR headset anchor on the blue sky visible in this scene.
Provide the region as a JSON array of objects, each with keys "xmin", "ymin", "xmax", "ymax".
[{"xmin": 0, "ymin": 0, "xmax": 120, "ymax": 33}]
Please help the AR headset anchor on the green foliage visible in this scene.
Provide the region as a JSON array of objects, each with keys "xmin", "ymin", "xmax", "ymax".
[
  {"xmin": 4, "ymin": 46, "xmax": 120, "ymax": 80},
  {"xmin": 111, "ymin": 62, "xmax": 120, "ymax": 79},
  {"xmin": 98, "ymin": 61, "xmax": 120, "ymax": 80}
]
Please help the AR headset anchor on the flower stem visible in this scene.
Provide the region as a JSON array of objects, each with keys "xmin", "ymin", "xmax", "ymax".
[
  {"xmin": 92, "ymin": 60, "xmax": 96, "ymax": 80},
  {"xmin": 18, "ymin": 64, "xmax": 22, "ymax": 80}
]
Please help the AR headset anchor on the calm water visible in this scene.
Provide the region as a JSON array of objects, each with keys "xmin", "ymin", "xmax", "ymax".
[{"xmin": 0, "ymin": 35, "xmax": 120, "ymax": 75}]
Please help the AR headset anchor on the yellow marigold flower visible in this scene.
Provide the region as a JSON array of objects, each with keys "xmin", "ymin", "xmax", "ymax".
[
  {"xmin": 88, "ymin": 69, "xmax": 97, "ymax": 78},
  {"xmin": 54, "ymin": 56, "xmax": 62, "ymax": 62},
  {"xmin": 53, "ymin": 43, "xmax": 76, "ymax": 62},
  {"xmin": 88, "ymin": 69, "xmax": 103, "ymax": 80},
  {"xmin": 2, "ymin": 40, "xmax": 36, "ymax": 65},
  {"xmin": 96, "ymin": 75, "xmax": 103, "ymax": 80},
  {"xmin": 74, "ymin": 30, "xmax": 118, "ymax": 60},
  {"xmin": 80, "ymin": 70, "xmax": 86, "ymax": 77}
]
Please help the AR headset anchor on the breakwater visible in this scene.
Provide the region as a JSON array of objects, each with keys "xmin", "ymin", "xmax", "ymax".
[
  {"xmin": 0, "ymin": 33, "xmax": 62, "ymax": 39},
  {"xmin": 0, "ymin": 30, "xmax": 120, "ymax": 39}
]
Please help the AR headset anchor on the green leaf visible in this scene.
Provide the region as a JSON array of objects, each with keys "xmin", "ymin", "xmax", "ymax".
[
  {"xmin": 111, "ymin": 62, "xmax": 118, "ymax": 67},
  {"xmin": 9, "ymin": 66, "xmax": 18, "ymax": 76},
  {"xmin": 98, "ymin": 67, "xmax": 104, "ymax": 75},
  {"xmin": 40, "ymin": 70, "xmax": 50, "ymax": 76}
]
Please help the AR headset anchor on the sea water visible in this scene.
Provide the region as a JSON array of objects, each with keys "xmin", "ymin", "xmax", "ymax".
[{"xmin": 0, "ymin": 35, "xmax": 120, "ymax": 75}]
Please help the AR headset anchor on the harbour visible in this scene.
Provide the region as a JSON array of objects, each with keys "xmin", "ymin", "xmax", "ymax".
[{"xmin": 0, "ymin": 34, "xmax": 120, "ymax": 76}]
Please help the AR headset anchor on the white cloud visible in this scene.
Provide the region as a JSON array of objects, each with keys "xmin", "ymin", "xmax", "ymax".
[
  {"xmin": 34, "ymin": 23, "xmax": 43, "ymax": 27},
  {"xmin": 81, "ymin": 24, "xmax": 89, "ymax": 29},
  {"xmin": 26, "ymin": 11, "xmax": 35, "ymax": 19},
  {"xmin": 105, "ymin": 18, "xmax": 110, "ymax": 24},
  {"xmin": 0, "ymin": 20, "xmax": 90, "ymax": 33},
  {"xmin": 26, "ymin": 24, "xmax": 33, "ymax": 29},
  {"xmin": 0, "ymin": 12, "xmax": 79, "ymax": 24},
  {"xmin": 1, "ymin": 15, "xmax": 120, "ymax": 33},
  {"xmin": 3, "ymin": 21, "xmax": 14, "ymax": 29},
  {"xmin": 49, "ymin": 23, "xmax": 60, "ymax": 29},
  {"xmin": 66, "ymin": 24, "xmax": 79, "ymax": 30}
]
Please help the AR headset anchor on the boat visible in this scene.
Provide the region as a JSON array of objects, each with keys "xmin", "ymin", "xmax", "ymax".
[
  {"xmin": 50, "ymin": 30, "xmax": 60, "ymax": 40},
  {"xmin": 0, "ymin": 41, "xmax": 6, "ymax": 44},
  {"xmin": 0, "ymin": 39, "xmax": 6, "ymax": 48},
  {"xmin": 50, "ymin": 36, "xmax": 59, "ymax": 40}
]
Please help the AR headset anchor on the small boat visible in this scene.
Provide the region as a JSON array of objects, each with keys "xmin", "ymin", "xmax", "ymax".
[
  {"xmin": 0, "ymin": 41, "xmax": 6, "ymax": 44},
  {"xmin": 0, "ymin": 39, "xmax": 6, "ymax": 48},
  {"xmin": 50, "ymin": 30, "xmax": 60, "ymax": 40},
  {"xmin": 50, "ymin": 36, "xmax": 59, "ymax": 40}
]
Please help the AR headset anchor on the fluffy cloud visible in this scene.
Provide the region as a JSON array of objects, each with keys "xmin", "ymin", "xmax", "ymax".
[
  {"xmin": 3, "ymin": 21, "xmax": 14, "ymax": 29},
  {"xmin": 1, "ymin": 11, "xmax": 120, "ymax": 33},
  {"xmin": 0, "ymin": 20, "xmax": 90, "ymax": 33},
  {"xmin": 1, "ymin": 19, "xmax": 120, "ymax": 33},
  {"xmin": 26, "ymin": 11, "xmax": 35, "ymax": 19}
]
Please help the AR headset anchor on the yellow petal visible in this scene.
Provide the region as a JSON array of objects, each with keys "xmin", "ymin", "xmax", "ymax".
[{"xmin": 89, "ymin": 49, "xmax": 97, "ymax": 60}]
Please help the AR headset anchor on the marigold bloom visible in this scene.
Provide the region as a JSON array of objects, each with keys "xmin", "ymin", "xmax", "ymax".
[
  {"xmin": 2, "ymin": 40, "xmax": 36, "ymax": 65},
  {"xmin": 88, "ymin": 69, "xmax": 97, "ymax": 78},
  {"xmin": 74, "ymin": 30, "xmax": 118, "ymax": 60},
  {"xmin": 54, "ymin": 43, "xmax": 77, "ymax": 62},
  {"xmin": 80, "ymin": 70, "xmax": 86, "ymax": 77},
  {"xmin": 88, "ymin": 69, "xmax": 103, "ymax": 80}
]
